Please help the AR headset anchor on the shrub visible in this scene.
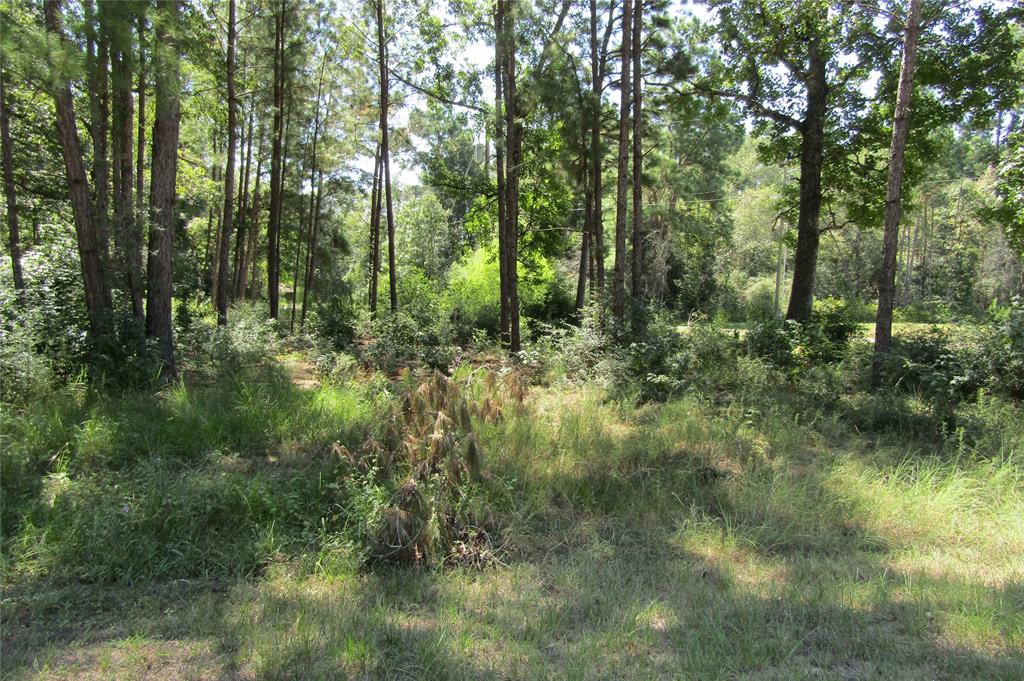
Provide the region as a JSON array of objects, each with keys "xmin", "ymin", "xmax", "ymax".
[
  {"xmin": 178, "ymin": 301, "xmax": 281, "ymax": 373},
  {"xmin": 742, "ymin": 276, "xmax": 779, "ymax": 322},
  {"xmin": 307, "ymin": 294, "xmax": 358, "ymax": 351}
]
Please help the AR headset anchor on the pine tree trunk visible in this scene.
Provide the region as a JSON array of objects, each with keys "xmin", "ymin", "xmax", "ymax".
[
  {"xmin": 376, "ymin": 0, "xmax": 398, "ymax": 312},
  {"xmin": 291, "ymin": 56, "xmax": 326, "ymax": 332},
  {"xmin": 45, "ymin": 0, "xmax": 112, "ymax": 340},
  {"xmin": 241, "ymin": 141, "xmax": 263, "ymax": 300},
  {"xmin": 589, "ymin": 0, "xmax": 606, "ymax": 291},
  {"xmin": 612, "ymin": 0, "xmax": 632, "ymax": 319},
  {"xmin": 576, "ymin": 148, "xmax": 591, "ymax": 311},
  {"xmin": 785, "ymin": 44, "xmax": 826, "ymax": 322},
  {"xmin": 630, "ymin": 0, "xmax": 643, "ymax": 298},
  {"xmin": 146, "ymin": 0, "xmax": 181, "ymax": 374},
  {"xmin": 136, "ymin": 14, "xmax": 146, "ymax": 236},
  {"xmin": 216, "ymin": 0, "xmax": 237, "ymax": 326},
  {"xmin": 111, "ymin": 9, "xmax": 144, "ymax": 332},
  {"xmin": 872, "ymin": 0, "xmax": 921, "ymax": 389},
  {"xmin": 501, "ymin": 0, "xmax": 521, "ymax": 352},
  {"xmin": 494, "ymin": 3, "xmax": 509, "ymax": 343},
  {"xmin": 233, "ymin": 100, "xmax": 254, "ymax": 300},
  {"xmin": 267, "ymin": 0, "xmax": 286, "ymax": 319},
  {"xmin": 84, "ymin": 0, "xmax": 112, "ymax": 281},
  {"xmin": 301, "ymin": 168, "xmax": 324, "ymax": 328},
  {"xmin": 0, "ymin": 56, "xmax": 25, "ymax": 295},
  {"xmin": 369, "ymin": 141, "xmax": 382, "ymax": 315}
]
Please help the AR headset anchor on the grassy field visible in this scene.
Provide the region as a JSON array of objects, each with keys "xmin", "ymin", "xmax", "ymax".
[{"xmin": 2, "ymin": 351, "xmax": 1022, "ymax": 680}]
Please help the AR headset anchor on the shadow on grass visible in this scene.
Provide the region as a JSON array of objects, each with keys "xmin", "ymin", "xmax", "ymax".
[{"xmin": 3, "ymin": 381, "xmax": 1021, "ymax": 679}]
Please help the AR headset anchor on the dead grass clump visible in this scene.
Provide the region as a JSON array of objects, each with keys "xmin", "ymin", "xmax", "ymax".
[{"xmin": 334, "ymin": 370, "xmax": 505, "ymax": 566}]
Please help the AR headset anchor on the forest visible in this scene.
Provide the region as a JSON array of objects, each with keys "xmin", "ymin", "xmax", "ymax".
[{"xmin": 1, "ymin": 0, "xmax": 1023, "ymax": 678}]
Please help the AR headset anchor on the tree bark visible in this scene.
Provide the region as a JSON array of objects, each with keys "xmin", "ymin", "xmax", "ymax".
[
  {"xmin": 0, "ymin": 56, "xmax": 25, "ymax": 295},
  {"xmin": 300, "ymin": 167, "xmax": 324, "ymax": 328},
  {"xmin": 589, "ymin": 0, "xmax": 609, "ymax": 292},
  {"xmin": 376, "ymin": 0, "xmax": 398, "ymax": 312},
  {"xmin": 136, "ymin": 14, "xmax": 146, "ymax": 237},
  {"xmin": 267, "ymin": 0, "xmax": 286, "ymax": 319},
  {"xmin": 872, "ymin": 0, "xmax": 921, "ymax": 389},
  {"xmin": 494, "ymin": 3, "xmax": 509, "ymax": 343},
  {"xmin": 111, "ymin": 7, "xmax": 144, "ymax": 332},
  {"xmin": 84, "ymin": 0, "xmax": 112, "ymax": 282},
  {"xmin": 630, "ymin": 0, "xmax": 643, "ymax": 298},
  {"xmin": 241, "ymin": 138, "xmax": 263, "ymax": 299},
  {"xmin": 290, "ymin": 55, "xmax": 326, "ymax": 332},
  {"xmin": 785, "ymin": 43, "xmax": 826, "ymax": 322},
  {"xmin": 369, "ymin": 141, "xmax": 382, "ymax": 314},
  {"xmin": 612, "ymin": 0, "xmax": 632, "ymax": 319},
  {"xmin": 216, "ymin": 0, "xmax": 237, "ymax": 326},
  {"xmin": 233, "ymin": 100, "xmax": 254, "ymax": 299},
  {"xmin": 45, "ymin": 0, "xmax": 112, "ymax": 340},
  {"xmin": 500, "ymin": 0, "xmax": 521, "ymax": 351},
  {"xmin": 576, "ymin": 148, "xmax": 591, "ymax": 311},
  {"xmin": 146, "ymin": 0, "xmax": 181, "ymax": 374}
]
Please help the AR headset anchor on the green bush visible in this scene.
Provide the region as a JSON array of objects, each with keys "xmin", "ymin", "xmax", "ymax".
[{"xmin": 308, "ymin": 294, "xmax": 358, "ymax": 351}]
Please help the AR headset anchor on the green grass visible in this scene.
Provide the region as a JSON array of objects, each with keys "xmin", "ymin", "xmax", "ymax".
[{"xmin": 2, "ymin": 353, "xmax": 1023, "ymax": 679}]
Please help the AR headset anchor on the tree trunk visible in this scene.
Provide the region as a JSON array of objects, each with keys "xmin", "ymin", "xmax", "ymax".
[
  {"xmin": 369, "ymin": 141, "xmax": 382, "ymax": 314},
  {"xmin": 241, "ymin": 140, "xmax": 263, "ymax": 300},
  {"xmin": 45, "ymin": 0, "xmax": 112, "ymax": 340},
  {"xmin": 111, "ymin": 8, "xmax": 144, "ymax": 332},
  {"xmin": 84, "ymin": 0, "xmax": 112, "ymax": 280},
  {"xmin": 376, "ymin": 0, "xmax": 398, "ymax": 313},
  {"xmin": 589, "ymin": 0, "xmax": 606, "ymax": 292},
  {"xmin": 630, "ymin": 0, "xmax": 643, "ymax": 298},
  {"xmin": 136, "ymin": 14, "xmax": 146, "ymax": 236},
  {"xmin": 216, "ymin": 0, "xmax": 237, "ymax": 326},
  {"xmin": 233, "ymin": 101, "xmax": 254, "ymax": 299},
  {"xmin": 785, "ymin": 43, "xmax": 826, "ymax": 322},
  {"xmin": 146, "ymin": 0, "xmax": 181, "ymax": 374},
  {"xmin": 612, "ymin": 0, "xmax": 631, "ymax": 319},
  {"xmin": 494, "ymin": 2, "xmax": 509, "ymax": 343},
  {"xmin": 500, "ymin": 0, "xmax": 521, "ymax": 352},
  {"xmin": 0, "ymin": 56, "xmax": 25, "ymax": 295},
  {"xmin": 267, "ymin": 0, "xmax": 286, "ymax": 319},
  {"xmin": 301, "ymin": 167, "xmax": 324, "ymax": 328},
  {"xmin": 290, "ymin": 55, "xmax": 326, "ymax": 332},
  {"xmin": 872, "ymin": 0, "xmax": 921, "ymax": 389},
  {"xmin": 576, "ymin": 148, "xmax": 591, "ymax": 311}
]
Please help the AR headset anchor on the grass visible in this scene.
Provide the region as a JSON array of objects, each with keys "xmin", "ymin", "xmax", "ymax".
[{"xmin": 2, "ymin": 349, "xmax": 1023, "ymax": 679}]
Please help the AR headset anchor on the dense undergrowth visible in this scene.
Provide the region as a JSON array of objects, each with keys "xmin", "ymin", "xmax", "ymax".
[{"xmin": 2, "ymin": 299, "xmax": 1023, "ymax": 678}]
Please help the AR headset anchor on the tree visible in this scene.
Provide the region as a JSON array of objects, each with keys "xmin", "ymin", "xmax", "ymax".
[
  {"xmin": 145, "ymin": 0, "xmax": 181, "ymax": 373},
  {"xmin": 699, "ymin": 0, "xmax": 875, "ymax": 321},
  {"xmin": 375, "ymin": 0, "xmax": 398, "ymax": 313},
  {"xmin": 872, "ymin": 0, "xmax": 922, "ymax": 389},
  {"xmin": 0, "ymin": 53, "xmax": 24, "ymax": 295},
  {"xmin": 612, "ymin": 0, "xmax": 631, "ymax": 319},
  {"xmin": 216, "ymin": 0, "xmax": 237, "ymax": 326},
  {"xmin": 110, "ymin": 2, "xmax": 145, "ymax": 332},
  {"xmin": 267, "ymin": 0, "xmax": 287, "ymax": 319},
  {"xmin": 630, "ymin": 0, "xmax": 643, "ymax": 298},
  {"xmin": 44, "ymin": 0, "xmax": 113, "ymax": 341}
]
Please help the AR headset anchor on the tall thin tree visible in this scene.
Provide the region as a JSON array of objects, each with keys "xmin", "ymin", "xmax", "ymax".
[
  {"xmin": 0, "ymin": 55, "xmax": 25, "ymax": 295},
  {"xmin": 146, "ymin": 0, "xmax": 181, "ymax": 373},
  {"xmin": 267, "ymin": 0, "xmax": 286, "ymax": 318},
  {"xmin": 612, "ymin": 0, "xmax": 632, "ymax": 319},
  {"xmin": 630, "ymin": 0, "xmax": 643, "ymax": 297},
  {"xmin": 872, "ymin": 0, "xmax": 922, "ymax": 389},
  {"xmin": 110, "ymin": 4, "xmax": 143, "ymax": 331},
  {"xmin": 216, "ymin": 0, "xmax": 238, "ymax": 325},
  {"xmin": 44, "ymin": 0, "xmax": 113, "ymax": 340},
  {"xmin": 375, "ymin": 0, "xmax": 398, "ymax": 312}
]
